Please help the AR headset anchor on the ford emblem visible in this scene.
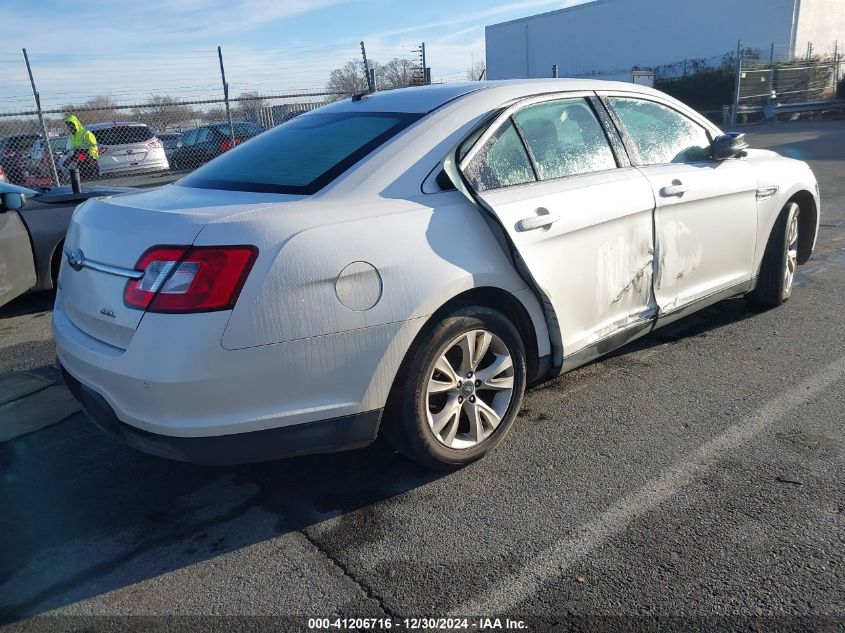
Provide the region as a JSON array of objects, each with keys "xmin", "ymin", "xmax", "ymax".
[{"xmin": 67, "ymin": 249, "xmax": 85, "ymax": 271}]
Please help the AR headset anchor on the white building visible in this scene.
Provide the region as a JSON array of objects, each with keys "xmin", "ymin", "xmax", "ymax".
[{"xmin": 486, "ymin": 0, "xmax": 845, "ymax": 81}]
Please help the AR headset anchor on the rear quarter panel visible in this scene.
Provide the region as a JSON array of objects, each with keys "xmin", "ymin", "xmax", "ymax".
[{"xmin": 194, "ymin": 191, "xmax": 550, "ymax": 411}]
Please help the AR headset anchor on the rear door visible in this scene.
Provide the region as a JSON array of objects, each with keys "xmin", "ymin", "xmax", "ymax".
[
  {"xmin": 458, "ymin": 94, "xmax": 657, "ymax": 362},
  {"xmin": 601, "ymin": 94, "xmax": 758, "ymax": 314},
  {"xmin": 0, "ymin": 207, "xmax": 36, "ymax": 307}
]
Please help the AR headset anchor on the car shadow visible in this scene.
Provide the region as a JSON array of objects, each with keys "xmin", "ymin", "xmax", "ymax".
[
  {"xmin": 0, "ymin": 407, "xmax": 439, "ymax": 621},
  {"xmin": 0, "ymin": 297, "xmax": 764, "ymax": 621},
  {"xmin": 0, "ymin": 291, "xmax": 55, "ymax": 320}
]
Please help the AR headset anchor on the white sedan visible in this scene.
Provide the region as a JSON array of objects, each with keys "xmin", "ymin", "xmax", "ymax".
[{"xmin": 54, "ymin": 79, "xmax": 819, "ymax": 469}]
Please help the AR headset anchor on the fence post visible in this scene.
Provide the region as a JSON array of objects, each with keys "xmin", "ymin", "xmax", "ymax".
[
  {"xmin": 552, "ymin": 64, "xmax": 558, "ymax": 78},
  {"xmin": 731, "ymin": 40, "xmax": 742, "ymax": 126},
  {"xmin": 421, "ymin": 42, "xmax": 429, "ymax": 85},
  {"xmin": 217, "ymin": 46, "xmax": 236, "ymax": 145},
  {"xmin": 360, "ymin": 41, "xmax": 374, "ymax": 92},
  {"xmin": 22, "ymin": 49, "xmax": 59, "ymax": 187}
]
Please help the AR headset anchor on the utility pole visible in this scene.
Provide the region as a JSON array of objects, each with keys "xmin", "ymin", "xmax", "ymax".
[
  {"xmin": 217, "ymin": 46, "xmax": 236, "ymax": 145},
  {"xmin": 731, "ymin": 40, "xmax": 742, "ymax": 126},
  {"xmin": 22, "ymin": 49, "xmax": 59, "ymax": 187},
  {"xmin": 360, "ymin": 41, "xmax": 374, "ymax": 92}
]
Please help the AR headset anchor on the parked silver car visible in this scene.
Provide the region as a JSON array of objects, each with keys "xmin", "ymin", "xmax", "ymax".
[{"xmin": 60, "ymin": 122, "xmax": 169, "ymax": 179}]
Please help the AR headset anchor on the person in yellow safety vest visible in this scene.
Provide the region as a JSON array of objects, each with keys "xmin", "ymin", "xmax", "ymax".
[{"xmin": 63, "ymin": 114, "xmax": 99, "ymax": 181}]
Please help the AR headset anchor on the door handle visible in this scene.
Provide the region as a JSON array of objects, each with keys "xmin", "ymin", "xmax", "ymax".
[
  {"xmin": 660, "ymin": 182, "xmax": 689, "ymax": 197},
  {"xmin": 517, "ymin": 213, "xmax": 560, "ymax": 232}
]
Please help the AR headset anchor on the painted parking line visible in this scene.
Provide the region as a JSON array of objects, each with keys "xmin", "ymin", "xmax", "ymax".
[{"xmin": 451, "ymin": 354, "xmax": 845, "ymax": 616}]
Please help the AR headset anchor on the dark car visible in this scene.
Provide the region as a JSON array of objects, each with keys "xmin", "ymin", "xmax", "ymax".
[
  {"xmin": 169, "ymin": 121, "xmax": 265, "ymax": 171},
  {"xmin": 0, "ymin": 134, "xmax": 41, "ymax": 184},
  {"xmin": 156, "ymin": 132, "xmax": 183, "ymax": 160},
  {"xmin": 0, "ymin": 182, "xmax": 137, "ymax": 307}
]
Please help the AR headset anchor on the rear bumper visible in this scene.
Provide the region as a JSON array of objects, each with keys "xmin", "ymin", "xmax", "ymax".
[{"xmin": 61, "ymin": 365, "xmax": 381, "ymax": 464}]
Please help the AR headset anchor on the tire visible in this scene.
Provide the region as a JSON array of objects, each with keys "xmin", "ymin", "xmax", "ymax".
[
  {"xmin": 747, "ymin": 201, "xmax": 800, "ymax": 308},
  {"xmin": 383, "ymin": 306, "xmax": 527, "ymax": 470}
]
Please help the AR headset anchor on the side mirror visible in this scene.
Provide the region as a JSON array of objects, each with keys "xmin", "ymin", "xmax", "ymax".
[
  {"xmin": 712, "ymin": 133, "xmax": 749, "ymax": 160},
  {"xmin": 0, "ymin": 192, "xmax": 25, "ymax": 213}
]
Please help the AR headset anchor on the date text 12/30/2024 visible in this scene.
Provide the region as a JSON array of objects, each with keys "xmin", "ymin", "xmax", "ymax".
[{"xmin": 307, "ymin": 618, "xmax": 528, "ymax": 630}]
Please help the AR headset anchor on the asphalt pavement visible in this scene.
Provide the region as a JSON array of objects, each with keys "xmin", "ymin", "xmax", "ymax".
[{"xmin": 1, "ymin": 120, "xmax": 844, "ymax": 632}]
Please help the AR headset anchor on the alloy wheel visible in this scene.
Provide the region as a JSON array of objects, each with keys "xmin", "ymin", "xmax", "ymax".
[
  {"xmin": 425, "ymin": 329, "xmax": 515, "ymax": 450},
  {"xmin": 784, "ymin": 203, "xmax": 799, "ymax": 293}
]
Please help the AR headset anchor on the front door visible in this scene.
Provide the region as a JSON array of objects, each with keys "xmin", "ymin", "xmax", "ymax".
[
  {"xmin": 458, "ymin": 95, "xmax": 657, "ymax": 362},
  {"xmin": 601, "ymin": 95, "xmax": 758, "ymax": 313}
]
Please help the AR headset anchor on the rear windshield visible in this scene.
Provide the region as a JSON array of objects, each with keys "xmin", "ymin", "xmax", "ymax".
[
  {"xmin": 93, "ymin": 125, "xmax": 154, "ymax": 146},
  {"xmin": 178, "ymin": 111, "xmax": 420, "ymax": 195}
]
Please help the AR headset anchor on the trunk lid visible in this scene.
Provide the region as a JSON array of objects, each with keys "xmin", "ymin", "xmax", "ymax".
[{"xmin": 59, "ymin": 184, "xmax": 285, "ymax": 349}]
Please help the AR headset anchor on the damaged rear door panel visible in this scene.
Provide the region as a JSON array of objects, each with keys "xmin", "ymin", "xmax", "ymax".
[{"xmin": 457, "ymin": 94, "xmax": 658, "ymax": 361}]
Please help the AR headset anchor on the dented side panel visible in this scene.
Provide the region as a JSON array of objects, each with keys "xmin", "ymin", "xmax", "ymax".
[
  {"xmin": 638, "ymin": 161, "xmax": 758, "ymax": 313},
  {"xmin": 474, "ymin": 167, "xmax": 656, "ymax": 357}
]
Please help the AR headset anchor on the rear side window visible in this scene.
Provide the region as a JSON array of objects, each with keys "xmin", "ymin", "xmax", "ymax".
[
  {"xmin": 464, "ymin": 119, "xmax": 536, "ymax": 192},
  {"xmin": 2, "ymin": 135, "xmax": 39, "ymax": 151},
  {"xmin": 513, "ymin": 98, "xmax": 617, "ymax": 180},
  {"xmin": 93, "ymin": 126, "xmax": 154, "ymax": 146},
  {"xmin": 607, "ymin": 97, "xmax": 712, "ymax": 165},
  {"xmin": 179, "ymin": 111, "xmax": 420, "ymax": 195}
]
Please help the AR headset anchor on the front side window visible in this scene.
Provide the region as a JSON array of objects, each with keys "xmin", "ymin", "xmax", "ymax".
[
  {"xmin": 464, "ymin": 119, "xmax": 536, "ymax": 192},
  {"xmin": 607, "ymin": 97, "xmax": 712, "ymax": 165},
  {"xmin": 513, "ymin": 98, "xmax": 617, "ymax": 180},
  {"xmin": 179, "ymin": 111, "xmax": 420, "ymax": 194}
]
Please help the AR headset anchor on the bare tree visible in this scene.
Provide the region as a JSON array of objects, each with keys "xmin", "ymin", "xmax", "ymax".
[
  {"xmin": 380, "ymin": 58, "xmax": 419, "ymax": 90},
  {"xmin": 466, "ymin": 60, "xmax": 486, "ymax": 81},
  {"xmin": 63, "ymin": 94, "xmax": 120, "ymax": 124},
  {"xmin": 326, "ymin": 60, "xmax": 370, "ymax": 98},
  {"xmin": 236, "ymin": 91, "xmax": 266, "ymax": 118},
  {"xmin": 135, "ymin": 95, "xmax": 198, "ymax": 131}
]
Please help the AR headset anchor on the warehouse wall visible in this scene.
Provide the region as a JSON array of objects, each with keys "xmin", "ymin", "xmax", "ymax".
[
  {"xmin": 486, "ymin": 0, "xmax": 799, "ymax": 80},
  {"xmin": 795, "ymin": 0, "xmax": 845, "ymax": 57}
]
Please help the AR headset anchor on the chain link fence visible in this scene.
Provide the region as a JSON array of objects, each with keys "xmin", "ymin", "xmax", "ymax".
[
  {"xmin": 0, "ymin": 43, "xmax": 427, "ymax": 188},
  {"xmin": 733, "ymin": 41, "xmax": 843, "ymax": 124}
]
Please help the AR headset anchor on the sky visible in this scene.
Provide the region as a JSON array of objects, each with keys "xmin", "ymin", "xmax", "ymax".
[{"xmin": 0, "ymin": 0, "xmax": 586, "ymax": 112}]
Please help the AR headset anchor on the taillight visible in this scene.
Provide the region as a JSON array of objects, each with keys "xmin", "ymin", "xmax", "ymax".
[
  {"xmin": 123, "ymin": 245, "xmax": 258, "ymax": 313},
  {"xmin": 219, "ymin": 138, "xmax": 241, "ymax": 152},
  {"xmin": 147, "ymin": 139, "xmax": 163, "ymax": 149}
]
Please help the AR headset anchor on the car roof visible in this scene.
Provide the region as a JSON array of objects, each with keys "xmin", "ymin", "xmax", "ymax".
[
  {"xmin": 320, "ymin": 78, "xmax": 670, "ymax": 114},
  {"xmin": 87, "ymin": 122, "xmax": 149, "ymax": 130},
  {"xmin": 1, "ymin": 133, "xmax": 40, "ymax": 141}
]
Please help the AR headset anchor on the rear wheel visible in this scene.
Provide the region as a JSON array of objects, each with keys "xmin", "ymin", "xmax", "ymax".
[
  {"xmin": 748, "ymin": 201, "xmax": 800, "ymax": 307},
  {"xmin": 383, "ymin": 306, "xmax": 526, "ymax": 470}
]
